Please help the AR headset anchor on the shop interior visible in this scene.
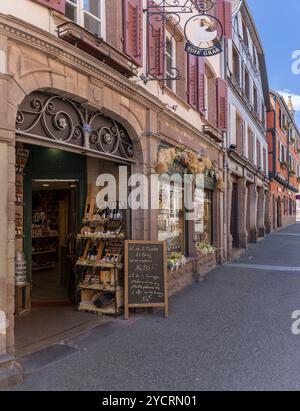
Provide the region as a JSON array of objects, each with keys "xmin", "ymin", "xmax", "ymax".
[
  {"xmin": 15, "ymin": 144, "xmax": 128, "ymax": 356},
  {"xmin": 30, "ymin": 179, "xmax": 78, "ymax": 306}
]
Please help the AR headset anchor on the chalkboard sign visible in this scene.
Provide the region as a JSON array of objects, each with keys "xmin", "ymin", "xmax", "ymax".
[{"xmin": 124, "ymin": 241, "xmax": 168, "ymax": 319}]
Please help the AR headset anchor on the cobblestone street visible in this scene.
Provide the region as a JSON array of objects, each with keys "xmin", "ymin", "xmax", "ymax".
[{"xmin": 11, "ymin": 224, "xmax": 300, "ymax": 391}]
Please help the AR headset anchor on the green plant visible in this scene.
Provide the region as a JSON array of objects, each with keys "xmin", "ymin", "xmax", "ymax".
[{"xmin": 196, "ymin": 241, "xmax": 216, "ymax": 256}]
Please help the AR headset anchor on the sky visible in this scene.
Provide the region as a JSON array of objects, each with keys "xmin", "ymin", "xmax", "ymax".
[{"xmin": 247, "ymin": 0, "xmax": 300, "ymax": 126}]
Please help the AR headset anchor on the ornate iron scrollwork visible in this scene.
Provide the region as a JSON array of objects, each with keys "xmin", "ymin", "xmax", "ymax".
[
  {"xmin": 16, "ymin": 92, "xmax": 135, "ymax": 162},
  {"xmin": 142, "ymin": 0, "xmax": 216, "ymax": 85}
]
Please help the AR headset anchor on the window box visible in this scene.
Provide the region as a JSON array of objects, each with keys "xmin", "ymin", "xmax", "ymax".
[
  {"xmin": 195, "ymin": 251, "xmax": 217, "ymax": 279},
  {"xmin": 280, "ymin": 161, "xmax": 288, "ymax": 169},
  {"xmin": 57, "ymin": 22, "xmax": 138, "ymax": 77}
]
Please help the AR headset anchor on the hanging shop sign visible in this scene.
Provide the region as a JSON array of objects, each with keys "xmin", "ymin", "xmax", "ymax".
[
  {"xmin": 231, "ymin": 0, "xmax": 243, "ymax": 16},
  {"xmin": 124, "ymin": 241, "xmax": 168, "ymax": 320},
  {"xmin": 184, "ymin": 13, "xmax": 223, "ymax": 57},
  {"xmin": 142, "ymin": 0, "xmax": 224, "ymax": 84}
]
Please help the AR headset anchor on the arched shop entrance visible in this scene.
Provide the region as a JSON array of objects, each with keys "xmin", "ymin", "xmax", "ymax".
[{"xmin": 14, "ymin": 91, "xmax": 135, "ymax": 355}]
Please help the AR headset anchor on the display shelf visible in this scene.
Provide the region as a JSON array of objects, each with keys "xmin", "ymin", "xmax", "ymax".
[
  {"xmin": 76, "ymin": 197, "xmax": 126, "ymax": 318},
  {"xmin": 78, "ymin": 284, "xmax": 121, "ymax": 291},
  {"xmin": 76, "ymin": 260, "xmax": 123, "ymax": 269},
  {"xmin": 78, "ymin": 305, "xmax": 122, "ymax": 315},
  {"xmin": 32, "ymin": 263, "xmax": 56, "ymax": 271},
  {"xmin": 77, "ymin": 233, "xmax": 124, "ymax": 240},
  {"xmin": 32, "ymin": 235, "xmax": 59, "ymax": 239},
  {"xmin": 32, "ymin": 249, "xmax": 57, "ymax": 255}
]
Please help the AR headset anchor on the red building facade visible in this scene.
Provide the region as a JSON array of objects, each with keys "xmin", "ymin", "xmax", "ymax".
[{"xmin": 267, "ymin": 91, "xmax": 300, "ymax": 230}]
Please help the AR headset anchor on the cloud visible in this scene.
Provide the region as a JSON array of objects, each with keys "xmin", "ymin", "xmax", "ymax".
[{"xmin": 277, "ymin": 90, "xmax": 300, "ymax": 112}]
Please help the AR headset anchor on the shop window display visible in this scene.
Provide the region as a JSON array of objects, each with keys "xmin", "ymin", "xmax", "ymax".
[{"xmin": 158, "ymin": 175, "xmax": 186, "ymax": 270}]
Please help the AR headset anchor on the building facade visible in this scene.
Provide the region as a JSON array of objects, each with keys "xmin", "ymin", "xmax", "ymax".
[
  {"xmin": 225, "ymin": 0, "xmax": 270, "ymax": 259},
  {"xmin": 0, "ymin": 0, "xmax": 232, "ymax": 385},
  {"xmin": 267, "ymin": 92, "xmax": 300, "ymax": 230}
]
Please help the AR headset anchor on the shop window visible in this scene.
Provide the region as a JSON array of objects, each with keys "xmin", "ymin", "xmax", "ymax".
[
  {"xmin": 65, "ymin": 0, "xmax": 105, "ymax": 38},
  {"xmin": 194, "ymin": 189, "xmax": 213, "ymax": 245},
  {"xmin": 158, "ymin": 175, "xmax": 185, "ymax": 258}
]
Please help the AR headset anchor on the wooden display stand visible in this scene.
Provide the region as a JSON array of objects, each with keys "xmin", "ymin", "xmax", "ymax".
[
  {"xmin": 75, "ymin": 193, "xmax": 126, "ymax": 317},
  {"xmin": 15, "ymin": 283, "xmax": 31, "ymax": 315}
]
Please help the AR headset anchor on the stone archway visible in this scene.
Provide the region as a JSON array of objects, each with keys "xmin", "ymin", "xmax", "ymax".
[{"xmin": 0, "ymin": 40, "xmax": 154, "ymax": 358}]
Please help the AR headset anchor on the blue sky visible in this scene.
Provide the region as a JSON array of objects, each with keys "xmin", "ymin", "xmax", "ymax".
[{"xmin": 247, "ymin": 0, "xmax": 300, "ymax": 125}]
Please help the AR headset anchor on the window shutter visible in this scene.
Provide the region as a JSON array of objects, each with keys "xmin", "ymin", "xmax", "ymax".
[
  {"xmin": 124, "ymin": 0, "xmax": 143, "ymax": 66},
  {"xmin": 32, "ymin": 0, "xmax": 65, "ymax": 14},
  {"xmin": 263, "ymin": 147, "xmax": 267, "ymax": 173},
  {"xmin": 198, "ymin": 57, "xmax": 206, "ymax": 114},
  {"xmin": 187, "ymin": 54, "xmax": 198, "ymax": 110},
  {"xmin": 244, "ymin": 121, "xmax": 248, "ymax": 157},
  {"xmin": 227, "ymin": 39, "xmax": 233, "ymax": 73},
  {"xmin": 248, "ymin": 129, "xmax": 253, "ymax": 162},
  {"xmin": 217, "ymin": 78, "xmax": 228, "ymax": 131},
  {"xmin": 148, "ymin": 2, "xmax": 165, "ymax": 78},
  {"xmin": 215, "ymin": 0, "xmax": 232, "ymax": 39},
  {"xmin": 230, "ymin": 104, "xmax": 236, "ymax": 145}
]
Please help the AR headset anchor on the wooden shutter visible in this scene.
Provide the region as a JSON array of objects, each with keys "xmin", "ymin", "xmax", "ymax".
[
  {"xmin": 248, "ymin": 128, "xmax": 253, "ymax": 162},
  {"xmin": 148, "ymin": 2, "xmax": 165, "ymax": 78},
  {"xmin": 230, "ymin": 104, "xmax": 237, "ymax": 145},
  {"xmin": 198, "ymin": 57, "xmax": 206, "ymax": 114},
  {"xmin": 217, "ymin": 78, "xmax": 228, "ymax": 131},
  {"xmin": 32, "ymin": 0, "xmax": 65, "ymax": 14},
  {"xmin": 215, "ymin": 0, "xmax": 232, "ymax": 39},
  {"xmin": 124, "ymin": 0, "xmax": 143, "ymax": 66},
  {"xmin": 187, "ymin": 54, "xmax": 198, "ymax": 110}
]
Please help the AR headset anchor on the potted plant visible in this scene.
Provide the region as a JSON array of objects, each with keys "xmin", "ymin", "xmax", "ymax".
[{"xmin": 280, "ymin": 161, "xmax": 288, "ymax": 169}]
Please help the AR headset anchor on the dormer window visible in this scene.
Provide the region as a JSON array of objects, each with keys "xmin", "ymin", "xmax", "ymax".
[{"xmin": 65, "ymin": 0, "xmax": 105, "ymax": 38}]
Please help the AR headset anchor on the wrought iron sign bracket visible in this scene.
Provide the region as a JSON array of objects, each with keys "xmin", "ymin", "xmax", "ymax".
[{"xmin": 140, "ymin": 0, "xmax": 223, "ymax": 87}]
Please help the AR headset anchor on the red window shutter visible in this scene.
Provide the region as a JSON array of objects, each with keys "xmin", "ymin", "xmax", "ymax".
[
  {"xmin": 187, "ymin": 54, "xmax": 198, "ymax": 110},
  {"xmin": 198, "ymin": 57, "xmax": 206, "ymax": 114},
  {"xmin": 32, "ymin": 0, "xmax": 65, "ymax": 14},
  {"xmin": 147, "ymin": 3, "xmax": 165, "ymax": 78},
  {"xmin": 124, "ymin": 0, "xmax": 143, "ymax": 66},
  {"xmin": 215, "ymin": 0, "xmax": 232, "ymax": 39},
  {"xmin": 216, "ymin": 78, "xmax": 228, "ymax": 131}
]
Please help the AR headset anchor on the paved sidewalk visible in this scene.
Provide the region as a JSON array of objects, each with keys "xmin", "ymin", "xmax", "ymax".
[{"xmin": 10, "ymin": 223, "xmax": 300, "ymax": 391}]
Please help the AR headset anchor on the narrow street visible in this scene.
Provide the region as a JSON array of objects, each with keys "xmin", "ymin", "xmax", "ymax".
[{"xmin": 11, "ymin": 223, "xmax": 300, "ymax": 391}]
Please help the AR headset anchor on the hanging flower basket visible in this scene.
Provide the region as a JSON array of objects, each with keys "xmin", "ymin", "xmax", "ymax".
[
  {"xmin": 155, "ymin": 148, "xmax": 225, "ymax": 191},
  {"xmin": 280, "ymin": 161, "xmax": 288, "ymax": 169}
]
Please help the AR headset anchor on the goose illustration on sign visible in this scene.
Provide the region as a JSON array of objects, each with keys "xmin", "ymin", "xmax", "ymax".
[{"xmin": 185, "ymin": 14, "xmax": 223, "ymax": 57}]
